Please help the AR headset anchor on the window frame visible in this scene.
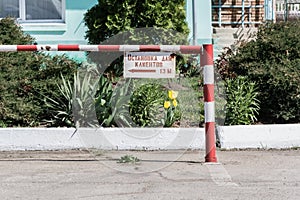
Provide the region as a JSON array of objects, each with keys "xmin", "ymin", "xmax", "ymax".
[{"xmin": 14, "ymin": 0, "xmax": 66, "ymax": 23}]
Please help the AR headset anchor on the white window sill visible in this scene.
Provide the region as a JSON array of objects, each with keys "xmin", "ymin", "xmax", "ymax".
[{"xmin": 20, "ymin": 23, "xmax": 67, "ymax": 32}]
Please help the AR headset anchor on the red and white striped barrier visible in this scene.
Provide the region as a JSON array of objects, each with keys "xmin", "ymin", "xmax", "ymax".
[
  {"xmin": 0, "ymin": 44, "xmax": 217, "ymax": 163},
  {"xmin": 0, "ymin": 44, "xmax": 202, "ymax": 54}
]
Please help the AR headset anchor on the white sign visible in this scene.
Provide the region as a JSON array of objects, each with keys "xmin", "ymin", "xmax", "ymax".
[{"xmin": 124, "ymin": 52, "xmax": 176, "ymax": 78}]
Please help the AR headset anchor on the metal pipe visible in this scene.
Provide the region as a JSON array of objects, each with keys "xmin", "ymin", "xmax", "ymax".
[
  {"xmin": 192, "ymin": 0, "xmax": 197, "ymax": 45},
  {"xmin": 242, "ymin": 0, "xmax": 245, "ymax": 28},
  {"xmin": 218, "ymin": 0, "xmax": 222, "ymax": 27},
  {"xmin": 284, "ymin": 0, "xmax": 288, "ymax": 21}
]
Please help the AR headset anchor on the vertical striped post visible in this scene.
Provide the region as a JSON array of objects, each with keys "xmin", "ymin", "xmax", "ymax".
[{"xmin": 201, "ymin": 44, "xmax": 217, "ymax": 163}]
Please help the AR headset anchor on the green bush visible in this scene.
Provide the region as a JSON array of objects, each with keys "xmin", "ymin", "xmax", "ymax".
[
  {"xmin": 84, "ymin": 0, "xmax": 189, "ymax": 44},
  {"xmin": 0, "ymin": 18, "xmax": 77, "ymax": 127},
  {"xmin": 217, "ymin": 21, "xmax": 300, "ymax": 123},
  {"xmin": 225, "ymin": 77, "xmax": 260, "ymax": 125},
  {"xmin": 129, "ymin": 83, "xmax": 184, "ymax": 127},
  {"xmin": 129, "ymin": 83, "xmax": 165, "ymax": 127}
]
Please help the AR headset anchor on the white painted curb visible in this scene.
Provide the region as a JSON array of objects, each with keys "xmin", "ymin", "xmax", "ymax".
[
  {"xmin": 0, "ymin": 124, "xmax": 299, "ymax": 151},
  {"xmin": 218, "ymin": 124, "xmax": 300, "ymax": 149},
  {"xmin": 0, "ymin": 128, "xmax": 204, "ymax": 151},
  {"xmin": 0, "ymin": 128, "xmax": 79, "ymax": 151}
]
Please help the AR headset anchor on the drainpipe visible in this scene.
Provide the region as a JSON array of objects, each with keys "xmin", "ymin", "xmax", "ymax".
[
  {"xmin": 242, "ymin": 0, "xmax": 245, "ymax": 28},
  {"xmin": 273, "ymin": 0, "xmax": 276, "ymax": 22},
  {"xmin": 284, "ymin": 0, "xmax": 288, "ymax": 21},
  {"xmin": 192, "ymin": 0, "xmax": 197, "ymax": 45}
]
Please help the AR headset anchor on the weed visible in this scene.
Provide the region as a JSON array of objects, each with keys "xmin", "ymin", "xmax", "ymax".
[{"xmin": 118, "ymin": 155, "xmax": 140, "ymax": 164}]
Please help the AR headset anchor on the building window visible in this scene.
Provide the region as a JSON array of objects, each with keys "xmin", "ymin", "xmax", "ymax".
[{"xmin": 0, "ymin": 0, "xmax": 65, "ymax": 22}]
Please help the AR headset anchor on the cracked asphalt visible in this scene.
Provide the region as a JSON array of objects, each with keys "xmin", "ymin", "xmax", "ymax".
[{"xmin": 0, "ymin": 149, "xmax": 299, "ymax": 200}]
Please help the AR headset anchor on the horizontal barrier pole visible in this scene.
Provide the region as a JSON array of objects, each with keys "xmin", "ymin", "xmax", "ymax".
[{"xmin": 0, "ymin": 45, "xmax": 202, "ymax": 54}]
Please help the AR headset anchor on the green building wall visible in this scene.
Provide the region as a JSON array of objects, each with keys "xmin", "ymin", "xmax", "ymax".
[
  {"xmin": 185, "ymin": 0, "xmax": 212, "ymax": 45},
  {"xmin": 22, "ymin": 0, "xmax": 212, "ymax": 61}
]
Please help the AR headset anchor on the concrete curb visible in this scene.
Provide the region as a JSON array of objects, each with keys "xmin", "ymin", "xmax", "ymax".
[
  {"xmin": 218, "ymin": 124, "xmax": 300, "ymax": 149},
  {"xmin": 0, "ymin": 128, "xmax": 204, "ymax": 151},
  {"xmin": 0, "ymin": 124, "xmax": 299, "ymax": 150}
]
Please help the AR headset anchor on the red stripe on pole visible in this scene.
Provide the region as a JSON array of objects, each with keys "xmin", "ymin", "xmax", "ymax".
[
  {"xmin": 17, "ymin": 45, "xmax": 37, "ymax": 51},
  {"xmin": 180, "ymin": 45, "xmax": 201, "ymax": 54},
  {"xmin": 204, "ymin": 84, "xmax": 215, "ymax": 102},
  {"xmin": 205, "ymin": 122, "xmax": 217, "ymax": 162},
  {"xmin": 98, "ymin": 45, "xmax": 120, "ymax": 51},
  {"xmin": 58, "ymin": 45, "xmax": 79, "ymax": 51},
  {"xmin": 140, "ymin": 45, "xmax": 161, "ymax": 51},
  {"xmin": 200, "ymin": 44, "xmax": 214, "ymax": 66}
]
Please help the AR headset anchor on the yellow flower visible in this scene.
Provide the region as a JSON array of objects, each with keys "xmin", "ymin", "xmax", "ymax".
[
  {"xmin": 164, "ymin": 101, "xmax": 171, "ymax": 109},
  {"xmin": 168, "ymin": 90, "xmax": 178, "ymax": 100},
  {"xmin": 172, "ymin": 99, "xmax": 178, "ymax": 107}
]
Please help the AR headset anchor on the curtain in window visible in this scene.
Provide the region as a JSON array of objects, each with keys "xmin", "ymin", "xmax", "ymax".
[
  {"xmin": 0, "ymin": 0, "xmax": 19, "ymax": 18},
  {"xmin": 26, "ymin": 0, "xmax": 62, "ymax": 20}
]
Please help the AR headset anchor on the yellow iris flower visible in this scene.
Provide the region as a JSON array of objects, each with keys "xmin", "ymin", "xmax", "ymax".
[
  {"xmin": 168, "ymin": 90, "xmax": 178, "ymax": 100},
  {"xmin": 164, "ymin": 101, "xmax": 171, "ymax": 109},
  {"xmin": 172, "ymin": 99, "xmax": 178, "ymax": 107}
]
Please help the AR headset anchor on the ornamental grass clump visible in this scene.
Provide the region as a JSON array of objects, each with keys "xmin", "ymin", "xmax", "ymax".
[{"xmin": 224, "ymin": 76, "xmax": 260, "ymax": 125}]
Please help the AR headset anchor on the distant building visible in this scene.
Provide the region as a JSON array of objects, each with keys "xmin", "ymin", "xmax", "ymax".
[
  {"xmin": 210, "ymin": 1, "xmax": 289, "ymax": 56},
  {"xmin": 211, "ymin": 0, "xmax": 268, "ymax": 28},
  {"xmin": 276, "ymin": 0, "xmax": 300, "ymax": 21}
]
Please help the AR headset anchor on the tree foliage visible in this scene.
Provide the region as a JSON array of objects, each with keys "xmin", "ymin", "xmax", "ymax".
[
  {"xmin": 84, "ymin": 0, "xmax": 191, "ymax": 79},
  {"xmin": 84, "ymin": 0, "xmax": 189, "ymax": 44}
]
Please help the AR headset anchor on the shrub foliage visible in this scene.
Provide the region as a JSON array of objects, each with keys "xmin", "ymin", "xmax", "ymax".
[
  {"xmin": 0, "ymin": 18, "xmax": 77, "ymax": 127},
  {"xmin": 84, "ymin": 0, "xmax": 189, "ymax": 44},
  {"xmin": 217, "ymin": 21, "xmax": 300, "ymax": 123},
  {"xmin": 84, "ymin": 0, "xmax": 190, "ymax": 79},
  {"xmin": 129, "ymin": 83, "xmax": 165, "ymax": 127}
]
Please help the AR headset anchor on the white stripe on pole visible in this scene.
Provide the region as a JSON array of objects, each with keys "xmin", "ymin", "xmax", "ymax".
[
  {"xmin": 120, "ymin": 45, "xmax": 140, "ymax": 52},
  {"xmin": 203, "ymin": 65, "xmax": 214, "ymax": 85},
  {"xmin": 204, "ymin": 102, "xmax": 215, "ymax": 123},
  {"xmin": 161, "ymin": 45, "xmax": 181, "ymax": 52},
  {"xmin": 79, "ymin": 45, "xmax": 99, "ymax": 51},
  {"xmin": 0, "ymin": 45, "xmax": 17, "ymax": 52},
  {"xmin": 37, "ymin": 45, "xmax": 58, "ymax": 51}
]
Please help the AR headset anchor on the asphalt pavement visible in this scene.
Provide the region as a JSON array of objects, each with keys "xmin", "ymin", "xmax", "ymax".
[{"xmin": 0, "ymin": 149, "xmax": 299, "ymax": 200}]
